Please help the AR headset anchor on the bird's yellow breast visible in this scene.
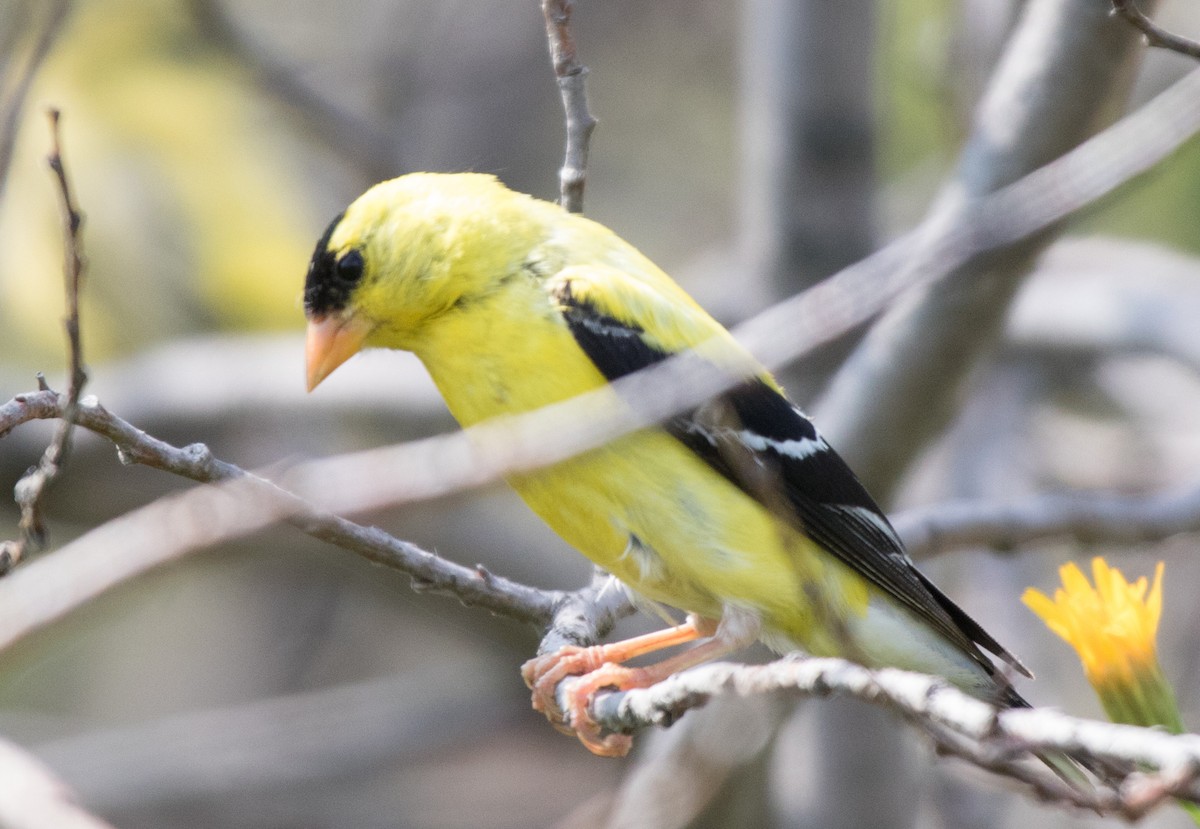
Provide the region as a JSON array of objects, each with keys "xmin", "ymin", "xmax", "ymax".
[{"xmin": 412, "ymin": 284, "xmax": 869, "ymax": 649}]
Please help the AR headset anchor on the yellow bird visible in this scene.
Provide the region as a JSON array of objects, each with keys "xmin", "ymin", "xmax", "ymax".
[{"xmin": 303, "ymin": 172, "xmax": 1030, "ymax": 756}]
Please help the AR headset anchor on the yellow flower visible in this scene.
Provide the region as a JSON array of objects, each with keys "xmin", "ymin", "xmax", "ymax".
[
  {"xmin": 1023, "ymin": 558, "xmax": 1181, "ymax": 732},
  {"xmin": 1022, "ymin": 558, "xmax": 1162, "ymax": 688}
]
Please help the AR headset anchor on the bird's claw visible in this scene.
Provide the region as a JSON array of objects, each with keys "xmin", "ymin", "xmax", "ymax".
[{"xmin": 521, "ymin": 646, "xmax": 635, "ymax": 756}]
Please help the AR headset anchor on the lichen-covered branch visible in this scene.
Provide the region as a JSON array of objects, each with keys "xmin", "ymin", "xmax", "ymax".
[{"xmin": 588, "ymin": 656, "xmax": 1200, "ymax": 819}]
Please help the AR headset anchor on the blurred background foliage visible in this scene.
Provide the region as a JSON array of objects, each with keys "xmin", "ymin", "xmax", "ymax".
[{"xmin": 1, "ymin": 0, "xmax": 1200, "ymax": 827}]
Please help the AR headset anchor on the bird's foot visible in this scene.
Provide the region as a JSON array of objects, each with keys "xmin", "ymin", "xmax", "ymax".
[
  {"xmin": 521, "ymin": 645, "xmax": 608, "ymax": 733},
  {"xmin": 522, "ymin": 649, "xmax": 645, "ymax": 756},
  {"xmin": 520, "ymin": 616, "xmax": 724, "ymax": 756}
]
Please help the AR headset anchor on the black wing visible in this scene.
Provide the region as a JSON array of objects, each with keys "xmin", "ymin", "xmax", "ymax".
[{"xmin": 556, "ymin": 285, "xmax": 1028, "ymax": 679}]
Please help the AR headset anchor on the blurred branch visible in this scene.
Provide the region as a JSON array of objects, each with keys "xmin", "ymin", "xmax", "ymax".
[
  {"xmin": 185, "ymin": 0, "xmax": 399, "ymax": 182},
  {"xmin": 541, "ymin": 0, "xmax": 596, "ymax": 213},
  {"xmin": 818, "ymin": 0, "xmax": 1159, "ymax": 499},
  {"xmin": 739, "ymin": 0, "xmax": 877, "ymax": 297},
  {"xmin": 1, "ymin": 110, "xmax": 87, "ymax": 572},
  {"xmin": 1006, "ymin": 237, "xmax": 1200, "ymax": 372},
  {"xmin": 589, "ymin": 656, "xmax": 1200, "ymax": 819},
  {"xmin": 742, "ymin": 65, "xmax": 1200, "ymax": 400},
  {"xmin": 1111, "ymin": 0, "xmax": 1200, "ymax": 60},
  {"xmin": 895, "ymin": 482, "xmax": 1200, "ymax": 559},
  {"xmin": 30, "ymin": 663, "xmax": 515, "ymax": 812},
  {"xmin": 0, "ymin": 0, "xmax": 71, "ymax": 200},
  {"xmin": 586, "ymin": 694, "xmax": 787, "ymax": 829},
  {"xmin": 0, "ymin": 737, "xmax": 115, "ymax": 829}
]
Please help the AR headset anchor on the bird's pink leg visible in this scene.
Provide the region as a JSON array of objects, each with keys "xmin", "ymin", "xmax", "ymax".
[{"xmin": 521, "ymin": 614, "xmax": 754, "ymax": 756}]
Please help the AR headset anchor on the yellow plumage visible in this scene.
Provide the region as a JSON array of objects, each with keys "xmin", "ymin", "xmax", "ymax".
[{"xmin": 303, "ymin": 172, "xmax": 1029, "ymax": 753}]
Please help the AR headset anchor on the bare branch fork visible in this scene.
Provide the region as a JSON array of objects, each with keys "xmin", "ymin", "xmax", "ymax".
[
  {"xmin": 1111, "ymin": 0, "xmax": 1200, "ymax": 60},
  {"xmin": 1, "ymin": 110, "xmax": 88, "ymax": 573}
]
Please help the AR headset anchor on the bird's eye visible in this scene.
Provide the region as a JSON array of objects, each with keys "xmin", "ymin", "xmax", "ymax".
[{"xmin": 336, "ymin": 250, "xmax": 364, "ymax": 284}]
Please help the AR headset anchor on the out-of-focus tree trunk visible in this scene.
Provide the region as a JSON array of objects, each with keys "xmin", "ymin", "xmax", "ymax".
[
  {"xmin": 739, "ymin": 0, "xmax": 879, "ymax": 403},
  {"xmin": 736, "ymin": 4, "xmax": 919, "ymax": 829},
  {"xmin": 740, "ymin": 0, "xmax": 877, "ymax": 296},
  {"xmin": 820, "ymin": 0, "xmax": 1157, "ymax": 501}
]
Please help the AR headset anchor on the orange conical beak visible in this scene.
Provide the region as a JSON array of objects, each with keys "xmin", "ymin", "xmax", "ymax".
[{"xmin": 305, "ymin": 313, "xmax": 373, "ymax": 391}]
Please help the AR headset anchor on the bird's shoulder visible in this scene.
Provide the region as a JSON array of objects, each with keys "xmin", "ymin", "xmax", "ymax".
[{"xmin": 532, "ymin": 221, "xmax": 758, "ymax": 382}]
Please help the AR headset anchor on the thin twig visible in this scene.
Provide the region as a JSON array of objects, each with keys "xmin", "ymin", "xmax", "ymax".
[
  {"xmin": 1111, "ymin": 0, "xmax": 1200, "ymax": 61},
  {"xmin": 46, "ymin": 109, "xmax": 86, "ymax": 396},
  {"xmin": 541, "ymin": 0, "xmax": 596, "ymax": 212},
  {"xmin": 1, "ymin": 110, "xmax": 88, "ymax": 572}
]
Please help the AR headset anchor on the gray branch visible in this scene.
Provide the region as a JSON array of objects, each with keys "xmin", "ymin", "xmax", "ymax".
[
  {"xmin": 0, "ymin": 390, "xmax": 574, "ymax": 645},
  {"xmin": 896, "ymin": 482, "xmax": 1200, "ymax": 559},
  {"xmin": 589, "ymin": 656, "xmax": 1200, "ymax": 819},
  {"xmin": 541, "ymin": 0, "xmax": 596, "ymax": 212}
]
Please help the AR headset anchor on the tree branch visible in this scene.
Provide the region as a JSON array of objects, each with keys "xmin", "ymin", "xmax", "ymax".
[
  {"xmin": 2, "ymin": 110, "xmax": 88, "ymax": 572},
  {"xmin": 184, "ymin": 0, "xmax": 400, "ymax": 182},
  {"xmin": 587, "ymin": 656, "xmax": 1200, "ymax": 819},
  {"xmin": 0, "ymin": 736, "xmax": 115, "ymax": 829},
  {"xmin": 541, "ymin": 0, "xmax": 596, "ymax": 212},
  {"xmin": 0, "ymin": 390, "xmax": 571, "ymax": 646},
  {"xmin": 29, "ymin": 663, "xmax": 517, "ymax": 812},
  {"xmin": 894, "ymin": 481, "xmax": 1200, "ymax": 559},
  {"xmin": 1111, "ymin": 0, "xmax": 1200, "ymax": 61},
  {"xmin": 739, "ymin": 65, "xmax": 1200, "ymax": 408}
]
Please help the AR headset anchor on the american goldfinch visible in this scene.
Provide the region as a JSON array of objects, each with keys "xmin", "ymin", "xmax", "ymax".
[{"xmin": 303, "ymin": 173, "xmax": 1030, "ymax": 756}]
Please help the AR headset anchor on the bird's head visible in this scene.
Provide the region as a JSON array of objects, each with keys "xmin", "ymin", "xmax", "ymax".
[{"xmin": 303, "ymin": 172, "xmax": 552, "ymax": 391}]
